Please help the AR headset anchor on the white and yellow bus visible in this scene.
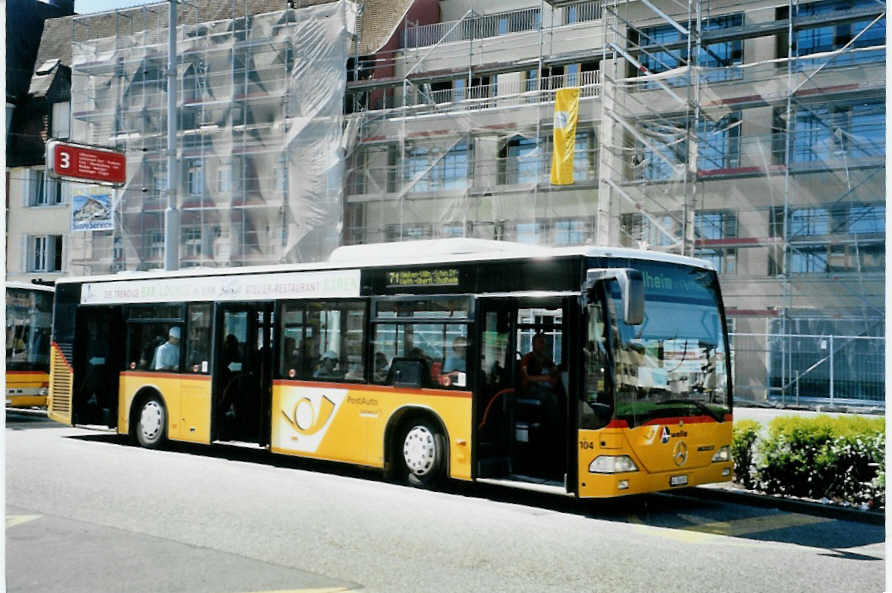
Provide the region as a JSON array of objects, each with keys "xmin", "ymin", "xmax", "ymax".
[
  {"xmin": 7, "ymin": 282, "xmax": 54, "ymax": 408},
  {"xmin": 48, "ymin": 240, "xmax": 733, "ymax": 497}
]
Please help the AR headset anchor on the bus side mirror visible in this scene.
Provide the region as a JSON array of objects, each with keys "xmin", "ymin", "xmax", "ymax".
[{"xmin": 583, "ymin": 268, "xmax": 645, "ymax": 326}]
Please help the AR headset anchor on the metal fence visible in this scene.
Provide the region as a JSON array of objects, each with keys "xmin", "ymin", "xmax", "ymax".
[{"xmin": 730, "ymin": 333, "xmax": 885, "ymax": 406}]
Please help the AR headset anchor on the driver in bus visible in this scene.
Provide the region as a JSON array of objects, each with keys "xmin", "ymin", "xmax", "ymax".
[{"xmin": 152, "ymin": 326, "xmax": 181, "ymax": 371}]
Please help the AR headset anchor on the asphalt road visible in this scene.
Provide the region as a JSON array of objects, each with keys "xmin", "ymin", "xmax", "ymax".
[{"xmin": 6, "ymin": 410, "xmax": 885, "ymax": 593}]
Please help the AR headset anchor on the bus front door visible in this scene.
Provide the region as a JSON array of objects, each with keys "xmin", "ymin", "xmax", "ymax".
[
  {"xmin": 212, "ymin": 303, "xmax": 273, "ymax": 445},
  {"xmin": 73, "ymin": 306, "xmax": 123, "ymax": 427},
  {"xmin": 475, "ymin": 297, "xmax": 573, "ymax": 489}
]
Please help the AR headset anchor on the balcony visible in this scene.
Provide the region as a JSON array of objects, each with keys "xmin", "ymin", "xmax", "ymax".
[
  {"xmin": 352, "ymin": 69, "xmax": 600, "ymax": 117},
  {"xmin": 404, "ymin": 1, "xmax": 601, "ymax": 49}
]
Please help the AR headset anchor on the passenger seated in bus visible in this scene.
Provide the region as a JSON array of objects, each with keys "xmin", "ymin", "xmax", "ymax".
[
  {"xmin": 151, "ymin": 326, "xmax": 181, "ymax": 371},
  {"xmin": 443, "ymin": 336, "xmax": 468, "ymax": 373},
  {"xmin": 314, "ymin": 351, "xmax": 343, "ymax": 379},
  {"xmin": 374, "ymin": 352, "xmax": 389, "ymax": 382}
]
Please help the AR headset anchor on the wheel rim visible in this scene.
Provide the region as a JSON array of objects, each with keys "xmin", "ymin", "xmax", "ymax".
[
  {"xmin": 139, "ymin": 401, "xmax": 163, "ymax": 442},
  {"xmin": 403, "ymin": 425, "xmax": 436, "ymax": 476}
]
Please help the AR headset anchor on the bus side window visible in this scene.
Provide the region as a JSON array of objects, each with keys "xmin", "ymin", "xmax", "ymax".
[
  {"xmin": 187, "ymin": 304, "xmax": 212, "ymax": 373},
  {"xmin": 126, "ymin": 322, "xmax": 183, "ymax": 372},
  {"xmin": 279, "ymin": 301, "xmax": 366, "ymax": 382}
]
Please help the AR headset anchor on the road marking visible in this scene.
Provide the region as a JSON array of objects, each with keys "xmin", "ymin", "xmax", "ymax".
[
  {"xmin": 6, "ymin": 515, "xmax": 41, "ymax": 529},
  {"xmin": 678, "ymin": 512, "xmax": 832, "ymax": 537},
  {"xmin": 627, "ymin": 511, "xmax": 833, "ymax": 545},
  {"xmin": 237, "ymin": 589, "xmax": 350, "ymax": 593},
  {"xmin": 627, "ymin": 514, "xmax": 715, "ymax": 543}
]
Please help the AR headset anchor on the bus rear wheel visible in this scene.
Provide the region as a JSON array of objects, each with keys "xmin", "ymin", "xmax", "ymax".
[
  {"xmin": 399, "ymin": 419, "xmax": 445, "ymax": 488},
  {"xmin": 135, "ymin": 396, "xmax": 166, "ymax": 449}
]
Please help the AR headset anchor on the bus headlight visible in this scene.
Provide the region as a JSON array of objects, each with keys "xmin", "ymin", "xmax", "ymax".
[
  {"xmin": 589, "ymin": 455, "xmax": 639, "ymax": 474},
  {"xmin": 39, "ymin": 387, "xmax": 49, "ymax": 396},
  {"xmin": 712, "ymin": 446, "xmax": 730, "ymax": 463}
]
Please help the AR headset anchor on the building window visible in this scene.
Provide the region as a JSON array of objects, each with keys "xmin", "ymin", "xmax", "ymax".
[
  {"xmin": 695, "ymin": 210, "xmax": 737, "ymax": 240},
  {"xmin": 789, "ymin": 207, "xmax": 829, "ymax": 237},
  {"xmin": 696, "ymin": 248, "xmax": 737, "ymax": 274},
  {"xmin": 51, "ymin": 102, "xmax": 70, "ymax": 139},
  {"xmin": 501, "ymin": 136, "xmax": 540, "ymax": 185},
  {"xmin": 513, "ymin": 222, "xmax": 544, "ymax": 244},
  {"xmin": 29, "ymin": 170, "xmax": 63, "ymax": 206},
  {"xmin": 217, "ymin": 164, "xmax": 232, "ymax": 193},
  {"xmin": 848, "ymin": 203, "xmax": 884, "ymax": 234},
  {"xmin": 621, "ymin": 213, "xmax": 676, "ymax": 247},
  {"xmin": 186, "ymin": 161, "xmax": 204, "ymax": 196},
  {"xmin": 27, "ymin": 235, "xmax": 63, "ymax": 272},
  {"xmin": 638, "ymin": 14, "xmax": 743, "ymax": 82},
  {"xmin": 150, "ymin": 232, "xmax": 164, "ymax": 259},
  {"xmin": 794, "ymin": 0, "xmax": 885, "ymax": 65},
  {"xmin": 385, "ymin": 224, "xmax": 432, "ymax": 242},
  {"xmin": 553, "ymin": 219, "xmax": 587, "ymax": 245},
  {"xmin": 782, "ymin": 101, "xmax": 885, "ymax": 164},
  {"xmin": 183, "ymin": 227, "xmax": 202, "ymax": 258},
  {"xmin": 697, "ymin": 114, "xmax": 742, "ymax": 171},
  {"xmin": 790, "ymin": 245, "xmax": 829, "ymax": 274},
  {"xmin": 573, "ymin": 130, "xmax": 596, "ymax": 181},
  {"xmin": 403, "ymin": 141, "xmax": 470, "ymax": 193}
]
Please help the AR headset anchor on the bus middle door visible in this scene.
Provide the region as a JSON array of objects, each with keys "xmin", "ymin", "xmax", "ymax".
[{"xmin": 212, "ymin": 303, "xmax": 273, "ymax": 445}]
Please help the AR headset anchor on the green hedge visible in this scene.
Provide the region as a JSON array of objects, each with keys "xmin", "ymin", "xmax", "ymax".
[{"xmin": 731, "ymin": 415, "xmax": 885, "ymax": 509}]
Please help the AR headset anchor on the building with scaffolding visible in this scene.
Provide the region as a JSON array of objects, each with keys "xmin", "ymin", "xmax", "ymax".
[
  {"xmin": 13, "ymin": 0, "xmax": 885, "ymax": 404},
  {"xmin": 342, "ymin": 0, "xmax": 885, "ymax": 403}
]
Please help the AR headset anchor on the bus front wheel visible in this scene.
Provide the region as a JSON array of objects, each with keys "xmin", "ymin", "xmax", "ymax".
[
  {"xmin": 135, "ymin": 396, "xmax": 166, "ymax": 449},
  {"xmin": 399, "ymin": 419, "xmax": 445, "ymax": 488}
]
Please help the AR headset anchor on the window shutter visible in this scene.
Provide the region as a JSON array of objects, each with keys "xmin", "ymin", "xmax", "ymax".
[
  {"xmin": 23, "ymin": 169, "xmax": 32, "ymax": 207},
  {"xmin": 21, "ymin": 235, "xmax": 30, "ymax": 273}
]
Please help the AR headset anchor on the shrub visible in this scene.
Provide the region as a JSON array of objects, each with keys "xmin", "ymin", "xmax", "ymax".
[
  {"xmin": 752, "ymin": 415, "xmax": 885, "ymax": 508},
  {"xmin": 731, "ymin": 419, "xmax": 761, "ymax": 490}
]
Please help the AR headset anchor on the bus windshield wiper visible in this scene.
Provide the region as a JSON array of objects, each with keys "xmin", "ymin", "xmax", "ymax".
[{"xmin": 657, "ymin": 398, "xmax": 724, "ymax": 423}]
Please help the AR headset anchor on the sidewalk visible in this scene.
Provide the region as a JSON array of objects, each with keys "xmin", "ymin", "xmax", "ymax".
[{"xmin": 690, "ymin": 481, "xmax": 884, "ymax": 525}]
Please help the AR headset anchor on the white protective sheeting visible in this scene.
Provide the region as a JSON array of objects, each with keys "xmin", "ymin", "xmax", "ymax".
[{"xmin": 68, "ymin": 1, "xmax": 356, "ymax": 272}]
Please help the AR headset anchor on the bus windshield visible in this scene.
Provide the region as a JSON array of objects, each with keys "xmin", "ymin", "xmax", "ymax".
[
  {"xmin": 6, "ymin": 287, "xmax": 53, "ymax": 372},
  {"xmin": 601, "ymin": 261, "xmax": 730, "ymax": 428}
]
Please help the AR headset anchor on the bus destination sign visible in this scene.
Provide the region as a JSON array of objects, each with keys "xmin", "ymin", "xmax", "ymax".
[
  {"xmin": 387, "ymin": 268, "xmax": 460, "ymax": 288},
  {"xmin": 47, "ymin": 140, "xmax": 126, "ymax": 187}
]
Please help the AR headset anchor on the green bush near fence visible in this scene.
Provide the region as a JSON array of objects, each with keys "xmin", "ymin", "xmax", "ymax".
[{"xmin": 731, "ymin": 415, "xmax": 885, "ymax": 509}]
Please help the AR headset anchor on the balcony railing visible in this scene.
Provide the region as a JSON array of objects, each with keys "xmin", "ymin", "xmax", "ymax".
[
  {"xmin": 404, "ymin": 1, "xmax": 601, "ymax": 49},
  {"xmin": 353, "ymin": 69, "xmax": 600, "ymax": 116}
]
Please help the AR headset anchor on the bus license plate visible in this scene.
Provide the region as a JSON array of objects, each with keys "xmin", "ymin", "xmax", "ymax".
[{"xmin": 670, "ymin": 475, "xmax": 688, "ymax": 487}]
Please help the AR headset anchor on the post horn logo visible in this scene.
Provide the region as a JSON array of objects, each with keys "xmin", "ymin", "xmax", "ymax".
[
  {"xmin": 281, "ymin": 395, "xmax": 335, "ymax": 436},
  {"xmin": 673, "ymin": 440, "xmax": 688, "ymax": 467}
]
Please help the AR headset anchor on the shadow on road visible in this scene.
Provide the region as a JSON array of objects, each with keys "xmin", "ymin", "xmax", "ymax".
[
  {"xmin": 5, "ymin": 410, "xmax": 59, "ymax": 430},
  {"xmin": 66, "ymin": 431, "xmax": 884, "ymax": 556}
]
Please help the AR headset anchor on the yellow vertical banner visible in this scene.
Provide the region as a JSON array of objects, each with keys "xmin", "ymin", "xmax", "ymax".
[{"xmin": 550, "ymin": 87, "xmax": 580, "ymax": 185}]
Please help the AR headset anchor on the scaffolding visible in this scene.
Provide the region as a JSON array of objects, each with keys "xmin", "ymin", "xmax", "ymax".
[
  {"xmin": 342, "ymin": 0, "xmax": 885, "ymax": 403},
  {"xmin": 66, "ymin": 0, "xmax": 356, "ymax": 272}
]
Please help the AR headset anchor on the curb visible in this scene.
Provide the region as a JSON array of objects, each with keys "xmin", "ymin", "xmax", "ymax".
[
  {"xmin": 684, "ymin": 485, "xmax": 884, "ymax": 525},
  {"xmin": 6, "ymin": 407, "xmax": 49, "ymax": 417}
]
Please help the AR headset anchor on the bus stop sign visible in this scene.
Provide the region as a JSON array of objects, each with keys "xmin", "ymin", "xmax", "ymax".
[{"xmin": 47, "ymin": 140, "xmax": 126, "ymax": 187}]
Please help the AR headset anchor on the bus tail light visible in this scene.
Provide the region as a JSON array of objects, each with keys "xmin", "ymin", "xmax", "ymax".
[
  {"xmin": 712, "ymin": 446, "xmax": 730, "ymax": 462},
  {"xmin": 589, "ymin": 455, "xmax": 639, "ymax": 474}
]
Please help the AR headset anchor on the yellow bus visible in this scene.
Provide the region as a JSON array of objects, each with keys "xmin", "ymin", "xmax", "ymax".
[
  {"xmin": 7, "ymin": 282, "xmax": 54, "ymax": 408},
  {"xmin": 48, "ymin": 240, "xmax": 733, "ymax": 497}
]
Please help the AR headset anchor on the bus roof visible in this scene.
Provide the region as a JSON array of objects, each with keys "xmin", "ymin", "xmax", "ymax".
[
  {"xmin": 54, "ymin": 239, "xmax": 715, "ymax": 285},
  {"xmin": 5, "ymin": 281, "xmax": 55, "ymax": 293}
]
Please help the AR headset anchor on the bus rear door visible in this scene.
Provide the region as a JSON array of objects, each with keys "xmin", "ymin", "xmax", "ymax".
[{"xmin": 73, "ymin": 306, "xmax": 123, "ymax": 427}]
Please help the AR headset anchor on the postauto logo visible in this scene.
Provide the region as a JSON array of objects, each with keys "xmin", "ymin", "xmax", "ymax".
[
  {"xmin": 283, "ymin": 395, "xmax": 336, "ymax": 436},
  {"xmin": 276, "ymin": 387, "xmax": 348, "ymax": 453}
]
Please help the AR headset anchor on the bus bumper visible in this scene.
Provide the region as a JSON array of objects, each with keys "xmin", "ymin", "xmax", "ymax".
[{"xmin": 577, "ymin": 462, "xmax": 733, "ymax": 498}]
